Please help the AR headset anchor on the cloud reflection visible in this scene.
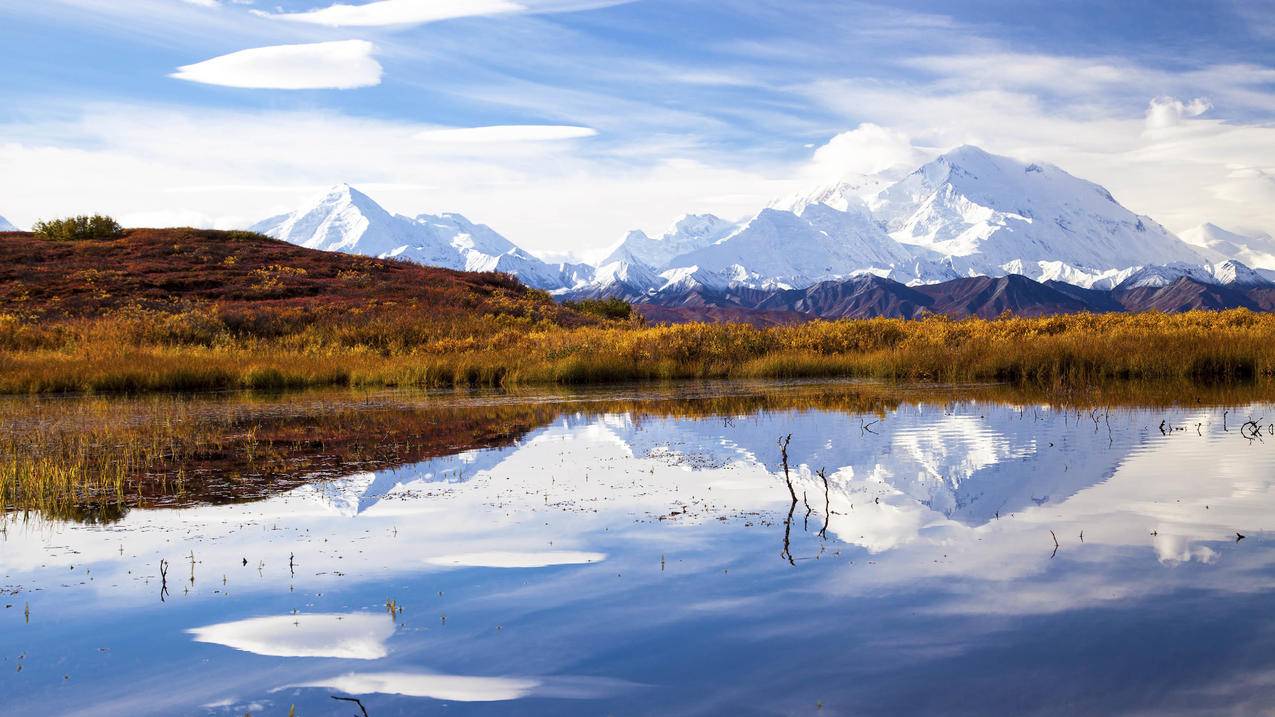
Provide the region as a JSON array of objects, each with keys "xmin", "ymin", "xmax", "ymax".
[
  {"xmin": 289, "ymin": 671, "xmax": 539, "ymax": 702},
  {"xmin": 189, "ymin": 613, "xmax": 394, "ymax": 659},
  {"xmin": 426, "ymin": 550, "xmax": 606, "ymax": 568}
]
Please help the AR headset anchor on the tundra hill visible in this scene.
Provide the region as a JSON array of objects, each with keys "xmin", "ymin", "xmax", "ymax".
[{"xmin": 0, "ymin": 228, "xmax": 586, "ymax": 326}]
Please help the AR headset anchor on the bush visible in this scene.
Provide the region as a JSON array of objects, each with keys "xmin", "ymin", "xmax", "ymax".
[
  {"xmin": 564, "ymin": 297, "xmax": 633, "ymax": 321},
  {"xmin": 33, "ymin": 215, "xmax": 125, "ymax": 242}
]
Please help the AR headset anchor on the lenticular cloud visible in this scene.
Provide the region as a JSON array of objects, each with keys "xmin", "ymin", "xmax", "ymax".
[{"xmin": 171, "ymin": 40, "xmax": 382, "ymax": 90}]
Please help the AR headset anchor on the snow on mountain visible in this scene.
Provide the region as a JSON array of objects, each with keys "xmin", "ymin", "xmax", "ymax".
[
  {"xmin": 1210, "ymin": 259, "xmax": 1274, "ymax": 287},
  {"xmin": 1115, "ymin": 262, "xmax": 1220, "ymax": 289},
  {"xmin": 660, "ymin": 203, "xmax": 923, "ymax": 290},
  {"xmin": 250, "ymin": 184, "xmax": 579, "ymax": 291},
  {"xmin": 0, "ymin": 215, "xmax": 16, "ymax": 232},
  {"xmin": 599, "ymin": 214, "xmax": 737, "ymax": 269},
  {"xmin": 575, "ymin": 145, "xmax": 1224, "ymax": 298},
  {"xmin": 1180, "ymin": 223, "xmax": 1275, "ymax": 270},
  {"xmin": 871, "ymin": 146, "xmax": 1208, "ymax": 281},
  {"xmin": 254, "ymin": 149, "xmax": 1262, "ymax": 303},
  {"xmin": 768, "ymin": 172, "xmax": 893, "ymax": 215},
  {"xmin": 1107, "ymin": 259, "xmax": 1272, "ymax": 290},
  {"xmin": 579, "ymin": 256, "xmax": 663, "ymax": 299}
]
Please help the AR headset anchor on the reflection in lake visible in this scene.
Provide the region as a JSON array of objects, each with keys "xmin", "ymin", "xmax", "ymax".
[{"xmin": 3, "ymin": 380, "xmax": 1275, "ymax": 715}]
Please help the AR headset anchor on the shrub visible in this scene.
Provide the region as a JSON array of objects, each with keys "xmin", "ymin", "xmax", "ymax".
[
  {"xmin": 564, "ymin": 297, "xmax": 633, "ymax": 321},
  {"xmin": 33, "ymin": 215, "xmax": 125, "ymax": 242}
]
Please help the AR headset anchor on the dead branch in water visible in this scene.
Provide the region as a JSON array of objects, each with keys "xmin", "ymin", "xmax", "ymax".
[
  {"xmin": 817, "ymin": 468, "xmax": 831, "ymax": 540},
  {"xmin": 779, "ymin": 434, "xmax": 796, "ymax": 566},
  {"xmin": 331, "ymin": 695, "xmax": 370, "ymax": 717}
]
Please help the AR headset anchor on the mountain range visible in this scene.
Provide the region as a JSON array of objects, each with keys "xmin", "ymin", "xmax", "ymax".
[
  {"xmin": 235, "ymin": 146, "xmax": 1275, "ymax": 318},
  {"xmin": 0, "ymin": 215, "xmax": 17, "ymax": 232}
]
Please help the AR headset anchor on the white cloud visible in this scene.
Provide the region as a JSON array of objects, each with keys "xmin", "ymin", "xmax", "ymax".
[
  {"xmin": 425, "ymin": 550, "xmax": 606, "ymax": 567},
  {"xmin": 287, "ymin": 672, "xmax": 539, "ymax": 702},
  {"xmin": 171, "ymin": 40, "xmax": 382, "ymax": 89},
  {"xmin": 188, "ymin": 613, "xmax": 395, "ymax": 659},
  {"xmin": 1145, "ymin": 96, "xmax": 1212, "ymax": 130},
  {"xmin": 808, "ymin": 123, "xmax": 924, "ymax": 179},
  {"xmin": 416, "ymin": 124, "xmax": 597, "ymax": 143},
  {"xmin": 254, "ymin": 0, "xmax": 525, "ymax": 27}
]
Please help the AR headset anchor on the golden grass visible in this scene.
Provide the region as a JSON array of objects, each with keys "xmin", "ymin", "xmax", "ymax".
[{"xmin": 2, "ymin": 308, "xmax": 1274, "ymax": 395}]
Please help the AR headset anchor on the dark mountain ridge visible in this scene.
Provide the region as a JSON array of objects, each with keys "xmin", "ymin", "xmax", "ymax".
[{"xmin": 608, "ymin": 272, "xmax": 1275, "ymax": 323}]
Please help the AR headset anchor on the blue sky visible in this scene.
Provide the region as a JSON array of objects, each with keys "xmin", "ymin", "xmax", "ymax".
[{"xmin": 2, "ymin": 0, "xmax": 1273, "ymax": 257}]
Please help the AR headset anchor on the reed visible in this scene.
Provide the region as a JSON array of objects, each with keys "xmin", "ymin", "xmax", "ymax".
[{"xmin": 2, "ymin": 308, "xmax": 1275, "ymax": 395}]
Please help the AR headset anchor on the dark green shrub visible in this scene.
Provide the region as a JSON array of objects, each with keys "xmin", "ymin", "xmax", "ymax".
[
  {"xmin": 33, "ymin": 215, "xmax": 125, "ymax": 242},
  {"xmin": 564, "ymin": 297, "xmax": 633, "ymax": 321}
]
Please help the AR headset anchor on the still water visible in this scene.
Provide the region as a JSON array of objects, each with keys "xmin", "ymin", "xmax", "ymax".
[{"xmin": 3, "ymin": 381, "xmax": 1275, "ymax": 716}]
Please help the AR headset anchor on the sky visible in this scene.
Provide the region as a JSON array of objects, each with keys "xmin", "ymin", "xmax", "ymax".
[{"xmin": 1, "ymin": 0, "xmax": 1274, "ymax": 260}]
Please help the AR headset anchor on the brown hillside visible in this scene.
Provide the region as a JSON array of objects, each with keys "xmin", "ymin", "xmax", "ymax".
[{"xmin": 0, "ymin": 228, "xmax": 584, "ymax": 325}]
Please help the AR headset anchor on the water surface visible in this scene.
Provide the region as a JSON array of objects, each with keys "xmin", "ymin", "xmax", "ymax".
[{"xmin": 3, "ymin": 381, "xmax": 1275, "ymax": 715}]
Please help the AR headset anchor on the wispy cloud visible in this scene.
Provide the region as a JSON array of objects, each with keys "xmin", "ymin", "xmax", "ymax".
[
  {"xmin": 416, "ymin": 125, "xmax": 597, "ymax": 143},
  {"xmin": 254, "ymin": 0, "xmax": 525, "ymax": 28},
  {"xmin": 171, "ymin": 40, "xmax": 382, "ymax": 89}
]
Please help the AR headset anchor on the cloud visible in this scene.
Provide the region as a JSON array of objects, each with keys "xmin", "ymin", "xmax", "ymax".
[
  {"xmin": 188, "ymin": 613, "xmax": 395, "ymax": 659},
  {"xmin": 171, "ymin": 40, "xmax": 382, "ymax": 89},
  {"xmin": 253, "ymin": 0, "xmax": 526, "ymax": 27},
  {"xmin": 425, "ymin": 550, "xmax": 606, "ymax": 568},
  {"xmin": 1145, "ymin": 96, "xmax": 1213, "ymax": 129},
  {"xmin": 288, "ymin": 672, "xmax": 540, "ymax": 701},
  {"xmin": 808, "ymin": 123, "xmax": 924, "ymax": 179},
  {"xmin": 416, "ymin": 125, "xmax": 597, "ymax": 143}
]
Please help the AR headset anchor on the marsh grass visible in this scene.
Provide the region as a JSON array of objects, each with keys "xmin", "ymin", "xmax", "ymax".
[{"xmin": 4, "ymin": 309, "xmax": 1274, "ymax": 395}]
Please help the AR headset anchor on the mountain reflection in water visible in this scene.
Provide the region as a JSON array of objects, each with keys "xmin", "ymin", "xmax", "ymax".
[{"xmin": 3, "ymin": 380, "xmax": 1275, "ymax": 716}]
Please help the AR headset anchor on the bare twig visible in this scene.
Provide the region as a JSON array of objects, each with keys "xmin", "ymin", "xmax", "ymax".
[
  {"xmin": 331, "ymin": 695, "xmax": 370, "ymax": 717},
  {"xmin": 818, "ymin": 468, "xmax": 831, "ymax": 540}
]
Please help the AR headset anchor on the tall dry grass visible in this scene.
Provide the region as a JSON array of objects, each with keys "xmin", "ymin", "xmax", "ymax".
[{"xmin": 1, "ymin": 308, "xmax": 1274, "ymax": 395}]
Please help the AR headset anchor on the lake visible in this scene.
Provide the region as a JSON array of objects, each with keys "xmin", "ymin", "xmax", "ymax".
[{"xmin": 3, "ymin": 380, "xmax": 1275, "ymax": 716}]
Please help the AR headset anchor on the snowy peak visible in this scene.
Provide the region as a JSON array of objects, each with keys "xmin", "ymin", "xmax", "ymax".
[
  {"xmin": 251, "ymin": 184, "xmax": 577, "ymax": 290},
  {"xmin": 1115, "ymin": 262, "xmax": 1219, "ymax": 290},
  {"xmin": 871, "ymin": 146, "xmax": 1206, "ymax": 276},
  {"xmin": 600, "ymin": 213, "xmax": 736, "ymax": 269},
  {"xmin": 250, "ymin": 183, "xmax": 413, "ymax": 257},
  {"xmin": 1180, "ymin": 223, "xmax": 1275, "ymax": 270},
  {"xmin": 769, "ymin": 173, "xmax": 889, "ymax": 215},
  {"xmin": 658, "ymin": 205, "xmax": 915, "ymax": 291},
  {"xmin": 1211, "ymin": 259, "xmax": 1274, "ymax": 287},
  {"xmin": 0, "ymin": 215, "xmax": 16, "ymax": 232}
]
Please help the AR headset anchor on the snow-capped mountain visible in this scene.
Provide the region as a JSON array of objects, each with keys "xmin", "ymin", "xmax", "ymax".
[
  {"xmin": 249, "ymin": 148, "xmax": 1265, "ymax": 308},
  {"xmin": 1210, "ymin": 259, "xmax": 1275, "ymax": 287},
  {"xmin": 0, "ymin": 215, "xmax": 17, "ymax": 232},
  {"xmin": 664, "ymin": 203, "xmax": 924, "ymax": 290},
  {"xmin": 251, "ymin": 185, "xmax": 586, "ymax": 291},
  {"xmin": 1180, "ymin": 223, "xmax": 1275, "ymax": 270},
  {"xmin": 572, "ymin": 145, "xmax": 1225, "ymax": 299},
  {"xmin": 599, "ymin": 214, "xmax": 736, "ymax": 268},
  {"xmin": 1115, "ymin": 262, "xmax": 1220, "ymax": 290},
  {"xmin": 768, "ymin": 172, "xmax": 893, "ymax": 215},
  {"xmin": 1113, "ymin": 260, "xmax": 1273, "ymax": 290},
  {"xmin": 871, "ymin": 146, "xmax": 1208, "ymax": 283}
]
